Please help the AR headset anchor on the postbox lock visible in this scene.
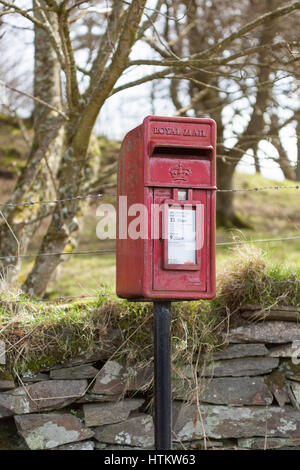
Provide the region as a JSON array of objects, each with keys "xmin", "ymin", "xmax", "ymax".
[{"xmin": 178, "ymin": 190, "xmax": 188, "ymax": 201}]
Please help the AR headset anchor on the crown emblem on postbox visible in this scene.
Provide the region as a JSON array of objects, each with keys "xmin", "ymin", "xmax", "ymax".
[{"xmin": 169, "ymin": 162, "xmax": 192, "ymax": 182}]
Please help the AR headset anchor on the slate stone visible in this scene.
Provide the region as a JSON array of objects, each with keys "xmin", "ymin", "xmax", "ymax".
[
  {"xmin": 50, "ymin": 364, "xmax": 99, "ymax": 380},
  {"xmin": 203, "ymin": 357, "xmax": 279, "ymax": 377},
  {"xmin": 15, "ymin": 413, "xmax": 94, "ymax": 450},
  {"xmin": 91, "ymin": 361, "xmax": 129, "ymax": 395},
  {"xmin": 104, "ymin": 445, "xmax": 145, "ymax": 450},
  {"xmin": 0, "ymin": 371, "xmax": 15, "ymax": 391},
  {"xmin": 238, "ymin": 437, "xmax": 300, "ymax": 450},
  {"xmin": 242, "ymin": 310, "xmax": 300, "ymax": 322},
  {"xmin": 83, "ymin": 399, "xmax": 144, "ymax": 427},
  {"xmin": 268, "ymin": 344, "xmax": 299, "ymax": 358},
  {"xmin": 0, "ymin": 379, "xmax": 87, "ymax": 414},
  {"xmin": 190, "ymin": 439, "xmax": 225, "ymax": 449},
  {"xmin": 173, "ymin": 403, "xmax": 300, "ymax": 440},
  {"xmin": 226, "ymin": 322, "xmax": 300, "ymax": 344},
  {"xmin": 0, "ymin": 341, "xmax": 5, "ymax": 365},
  {"xmin": 0, "ymin": 405, "xmax": 13, "ymax": 419},
  {"xmin": 90, "ymin": 361, "xmax": 152, "ymax": 395},
  {"xmin": 0, "ymin": 380, "xmax": 15, "ymax": 392},
  {"xmin": 201, "ymin": 377, "xmax": 273, "ymax": 405},
  {"xmin": 265, "ymin": 371, "xmax": 290, "ymax": 408},
  {"xmin": 174, "ymin": 376, "xmax": 273, "ymax": 405},
  {"xmin": 126, "ymin": 365, "xmax": 153, "ymax": 392},
  {"xmin": 77, "ymin": 393, "xmax": 122, "ymax": 404},
  {"xmin": 290, "ymin": 382, "xmax": 300, "ymax": 407},
  {"xmin": 240, "ymin": 304, "xmax": 299, "ymax": 312},
  {"xmin": 213, "ymin": 343, "xmax": 268, "ymax": 360},
  {"xmin": 54, "ymin": 440, "xmax": 95, "ymax": 450},
  {"xmin": 94, "ymin": 414, "xmax": 154, "ymax": 448},
  {"xmin": 21, "ymin": 372, "xmax": 50, "ymax": 383},
  {"xmin": 94, "ymin": 442, "xmax": 107, "ymax": 449},
  {"xmin": 286, "ymin": 374, "xmax": 300, "ymax": 383}
]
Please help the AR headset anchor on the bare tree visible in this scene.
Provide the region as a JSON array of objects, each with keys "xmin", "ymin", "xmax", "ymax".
[
  {"xmin": 0, "ymin": 0, "xmax": 64, "ymax": 282},
  {"xmin": 0, "ymin": 0, "xmax": 153, "ymax": 296},
  {"xmin": 0, "ymin": 0, "xmax": 300, "ymax": 295},
  {"xmin": 144, "ymin": 0, "xmax": 300, "ymax": 226}
]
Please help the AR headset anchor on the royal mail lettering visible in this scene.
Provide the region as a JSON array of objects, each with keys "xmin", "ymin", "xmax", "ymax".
[{"xmin": 153, "ymin": 126, "xmax": 207, "ymax": 137}]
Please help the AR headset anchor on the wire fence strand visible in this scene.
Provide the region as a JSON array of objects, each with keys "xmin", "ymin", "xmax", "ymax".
[
  {"xmin": 0, "ymin": 235, "xmax": 300, "ymax": 261},
  {"xmin": 0, "ymin": 185, "xmax": 300, "ymax": 208},
  {"xmin": 0, "ymin": 193, "xmax": 107, "ymax": 208},
  {"xmin": 0, "ymin": 249, "xmax": 115, "ymax": 260},
  {"xmin": 217, "ymin": 185, "xmax": 300, "ymax": 193},
  {"xmin": 216, "ymin": 236, "xmax": 300, "ymax": 246}
]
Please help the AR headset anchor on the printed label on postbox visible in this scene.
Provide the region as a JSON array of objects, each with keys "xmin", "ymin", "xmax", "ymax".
[{"xmin": 168, "ymin": 208, "xmax": 196, "ymax": 265}]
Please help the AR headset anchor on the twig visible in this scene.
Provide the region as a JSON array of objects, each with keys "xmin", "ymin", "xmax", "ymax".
[{"xmin": 0, "ymin": 79, "xmax": 69, "ymax": 120}]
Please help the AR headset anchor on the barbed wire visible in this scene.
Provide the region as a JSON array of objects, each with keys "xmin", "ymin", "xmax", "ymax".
[
  {"xmin": 217, "ymin": 185, "xmax": 300, "ymax": 193},
  {"xmin": 0, "ymin": 184, "xmax": 299, "ymax": 209},
  {"xmin": 0, "ymin": 235, "xmax": 299, "ymax": 261},
  {"xmin": 216, "ymin": 235, "xmax": 300, "ymax": 246},
  {"xmin": 0, "ymin": 193, "xmax": 107, "ymax": 208},
  {"xmin": 0, "ymin": 249, "xmax": 115, "ymax": 260}
]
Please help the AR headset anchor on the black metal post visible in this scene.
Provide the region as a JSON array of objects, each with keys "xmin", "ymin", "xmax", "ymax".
[{"xmin": 153, "ymin": 301, "xmax": 172, "ymax": 450}]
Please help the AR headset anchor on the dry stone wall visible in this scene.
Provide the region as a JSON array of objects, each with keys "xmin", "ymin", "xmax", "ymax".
[{"xmin": 1, "ymin": 304, "xmax": 300, "ymax": 450}]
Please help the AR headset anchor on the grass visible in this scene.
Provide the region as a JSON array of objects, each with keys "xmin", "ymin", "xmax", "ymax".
[
  {"xmin": 0, "ymin": 290, "xmax": 221, "ymax": 376},
  {"xmin": 1, "ymin": 246, "xmax": 299, "ymax": 378}
]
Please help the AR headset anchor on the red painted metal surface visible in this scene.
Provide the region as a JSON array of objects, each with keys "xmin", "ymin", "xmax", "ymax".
[{"xmin": 116, "ymin": 115, "xmax": 216, "ymax": 300}]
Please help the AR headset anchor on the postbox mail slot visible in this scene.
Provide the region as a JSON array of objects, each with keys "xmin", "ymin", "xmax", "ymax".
[{"xmin": 151, "ymin": 146, "xmax": 212, "ymax": 159}]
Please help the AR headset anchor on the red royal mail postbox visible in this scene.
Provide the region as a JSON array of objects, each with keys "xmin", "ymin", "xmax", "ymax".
[{"xmin": 116, "ymin": 115, "xmax": 216, "ymax": 300}]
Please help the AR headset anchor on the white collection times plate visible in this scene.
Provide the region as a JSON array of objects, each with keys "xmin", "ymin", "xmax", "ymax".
[{"xmin": 168, "ymin": 208, "xmax": 196, "ymax": 265}]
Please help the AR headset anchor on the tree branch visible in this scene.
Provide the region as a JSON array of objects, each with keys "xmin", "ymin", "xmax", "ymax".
[
  {"xmin": 34, "ymin": 0, "xmax": 65, "ymax": 66},
  {"xmin": 0, "ymin": 79, "xmax": 68, "ymax": 119},
  {"xmin": 137, "ymin": 0, "xmax": 164, "ymax": 39},
  {"xmin": 0, "ymin": 1, "xmax": 46, "ymax": 28},
  {"xmin": 85, "ymin": 0, "xmax": 126, "ymax": 98},
  {"xmin": 57, "ymin": 4, "xmax": 80, "ymax": 112},
  {"xmin": 193, "ymin": 0, "xmax": 300, "ymax": 61},
  {"xmin": 111, "ymin": 68, "xmax": 176, "ymax": 95},
  {"xmin": 74, "ymin": 0, "xmax": 148, "ymax": 151}
]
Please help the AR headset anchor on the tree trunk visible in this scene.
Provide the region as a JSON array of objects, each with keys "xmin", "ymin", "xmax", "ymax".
[
  {"xmin": 0, "ymin": 1, "xmax": 64, "ymax": 285},
  {"xmin": 22, "ymin": 0, "xmax": 147, "ymax": 297},
  {"xmin": 216, "ymin": 159, "xmax": 248, "ymax": 228},
  {"xmin": 274, "ymin": 138, "xmax": 296, "ymax": 180}
]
